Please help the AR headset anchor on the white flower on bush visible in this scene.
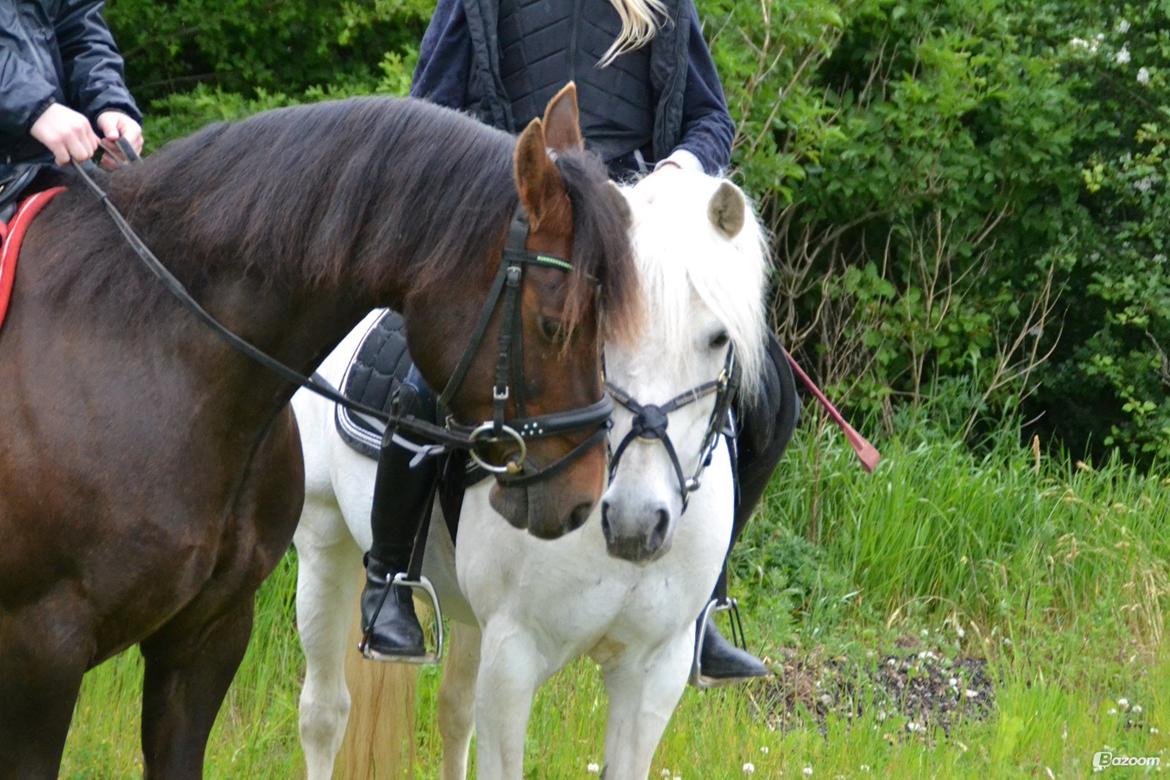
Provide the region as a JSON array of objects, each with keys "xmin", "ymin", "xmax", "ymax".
[
  {"xmin": 1116, "ymin": 47, "xmax": 1131, "ymax": 65},
  {"xmin": 1117, "ymin": 19, "xmax": 1130, "ymax": 34},
  {"xmin": 1138, "ymin": 67, "xmax": 1151, "ymax": 85},
  {"xmin": 1136, "ymin": 177, "xmax": 1155, "ymax": 193}
]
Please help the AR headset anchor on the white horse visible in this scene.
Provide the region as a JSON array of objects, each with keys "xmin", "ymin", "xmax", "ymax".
[{"xmin": 292, "ymin": 169, "xmax": 769, "ymax": 780}]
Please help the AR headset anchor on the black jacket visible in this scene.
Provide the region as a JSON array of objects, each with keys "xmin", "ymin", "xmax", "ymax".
[{"xmin": 0, "ymin": 0, "xmax": 140, "ymax": 172}]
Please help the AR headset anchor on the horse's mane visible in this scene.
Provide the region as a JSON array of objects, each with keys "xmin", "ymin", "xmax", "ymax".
[
  {"xmin": 39, "ymin": 97, "xmax": 637, "ymax": 339},
  {"xmin": 624, "ymin": 171, "xmax": 770, "ymax": 398}
]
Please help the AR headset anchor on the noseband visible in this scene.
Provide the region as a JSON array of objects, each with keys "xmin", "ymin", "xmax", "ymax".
[
  {"xmin": 605, "ymin": 348, "xmax": 739, "ymax": 512},
  {"xmin": 437, "ymin": 206, "xmax": 612, "ymax": 483}
]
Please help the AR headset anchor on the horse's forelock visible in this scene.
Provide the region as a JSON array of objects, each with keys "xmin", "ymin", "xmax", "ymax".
[
  {"xmin": 553, "ymin": 152, "xmax": 642, "ymax": 346},
  {"xmin": 626, "ymin": 172, "xmax": 770, "ymax": 399}
]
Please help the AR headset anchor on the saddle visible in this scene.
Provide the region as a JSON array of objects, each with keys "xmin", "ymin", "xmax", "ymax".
[
  {"xmin": 0, "ymin": 165, "xmax": 41, "ymax": 225},
  {"xmin": 0, "ymin": 184, "xmax": 66, "ymax": 334},
  {"xmin": 335, "ymin": 310, "xmax": 471, "ymax": 537}
]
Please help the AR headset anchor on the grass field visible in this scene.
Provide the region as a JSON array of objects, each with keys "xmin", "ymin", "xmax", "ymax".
[{"xmin": 60, "ymin": 421, "xmax": 1169, "ymax": 778}]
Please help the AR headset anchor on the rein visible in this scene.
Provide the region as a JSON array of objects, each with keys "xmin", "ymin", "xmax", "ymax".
[
  {"xmin": 70, "ymin": 151, "xmax": 610, "ymax": 480},
  {"xmin": 605, "ymin": 348, "xmax": 739, "ymax": 512}
]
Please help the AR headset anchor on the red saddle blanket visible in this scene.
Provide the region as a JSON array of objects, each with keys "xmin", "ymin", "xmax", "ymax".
[{"xmin": 0, "ymin": 187, "xmax": 66, "ymax": 333}]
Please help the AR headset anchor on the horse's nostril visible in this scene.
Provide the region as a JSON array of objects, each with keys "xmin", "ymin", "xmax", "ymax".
[
  {"xmin": 601, "ymin": 501, "xmax": 612, "ymax": 539},
  {"xmin": 651, "ymin": 507, "xmax": 670, "ymax": 545},
  {"xmin": 567, "ymin": 501, "xmax": 592, "ymax": 532}
]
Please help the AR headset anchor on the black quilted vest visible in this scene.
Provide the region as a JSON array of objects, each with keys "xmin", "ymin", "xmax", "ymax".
[
  {"xmin": 462, "ymin": 0, "xmax": 689, "ymax": 166},
  {"xmin": 497, "ymin": 0, "xmax": 652, "ymax": 161}
]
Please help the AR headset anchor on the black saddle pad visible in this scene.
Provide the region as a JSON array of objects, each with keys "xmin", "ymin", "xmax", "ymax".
[{"xmin": 334, "ymin": 310, "xmax": 413, "ymax": 458}]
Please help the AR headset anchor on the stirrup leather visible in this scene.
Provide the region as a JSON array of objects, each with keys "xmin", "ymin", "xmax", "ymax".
[
  {"xmin": 358, "ymin": 572, "xmax": 445, "ymax": 665},
  {"xmin": 690, "ymin": 596, "xmax": 749, "ymax": 689}
]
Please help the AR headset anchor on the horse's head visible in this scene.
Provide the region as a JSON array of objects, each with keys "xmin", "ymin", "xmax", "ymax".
[
  {"xmin": 407, "ymin": 85, "xmax": 641, "ymax": 539},
  {"xmin": 600, "ymin": 171, "xmax": 769, "ymax": 563}
]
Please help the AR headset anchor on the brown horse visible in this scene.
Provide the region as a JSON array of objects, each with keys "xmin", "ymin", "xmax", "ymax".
[{"xmin": 0, "ymin": 86, "xmax": 638, "ymax": 777}]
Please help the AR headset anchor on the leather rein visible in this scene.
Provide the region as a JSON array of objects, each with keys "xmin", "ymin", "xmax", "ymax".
[
  {"xmin": 605, "ymin": 347, "xmax": 739, "ymax": 512},
  {"xmin": 70, "ymin": 149, "xmax": 611, "ymax": 482}
]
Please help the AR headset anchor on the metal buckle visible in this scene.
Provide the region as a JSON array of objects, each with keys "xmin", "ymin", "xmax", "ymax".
[
  {"xmin": 468, "ymin": 422, "xmax": 526, "ymax": 474},
  {"xmin": 690, "ymin": 597, "xmax": 749, "ymax": 689},
  {"xmin": 358, "ymin": 573, "xmax": 445, "ymax": 665}
]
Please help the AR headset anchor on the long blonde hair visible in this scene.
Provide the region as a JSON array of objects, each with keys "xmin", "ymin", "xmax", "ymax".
[{"xmin": 599, "ymin": 0, "xmax": 668, "ymax": 67}]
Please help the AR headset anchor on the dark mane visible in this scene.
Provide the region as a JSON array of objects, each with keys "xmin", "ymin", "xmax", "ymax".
[{"xmin": 39, "ymin": 96, "xmax": 639, "ymax": 338}]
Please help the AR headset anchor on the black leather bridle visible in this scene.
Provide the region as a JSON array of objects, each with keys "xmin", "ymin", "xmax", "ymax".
[
  {"xmin": 605, "ymin": 348, "xmax": 739, "ymax": 512},
  {"xmin": 72, "ymin": 152, "xmax": 612, "ymax": 484},
  {"xmin": 436, "ymin": 206, "xmax": 612, "ymax": 483}
]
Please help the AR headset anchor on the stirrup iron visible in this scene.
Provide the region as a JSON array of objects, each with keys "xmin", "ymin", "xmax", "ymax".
[
  {"xmin": 358, "ymin": 572, "xmax": 445, "ymax": 665},
  {"xmin": 690, "ymin": 596, "xmax": 748, "ymax": 689}
]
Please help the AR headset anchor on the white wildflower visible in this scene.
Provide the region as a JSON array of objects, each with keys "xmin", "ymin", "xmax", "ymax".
[
  {"xmin": 1138, "ymin": 67, "xmax": 1151, "ymax": 85},
  {"xmin": 1118, "ymin": 697, "xmax": 1130, "ymax": 711},
  {"xmin": 1097, "ymin": 33, "xmax": 1106, "ymax": 41},
  {"xmin": 1152, "ymin": 727, "xmax": 1160, "ymax": 735},
  {"xmin": 1118, "ymin": 19, "xmax": 1131, "ymax": 34},
  {"xmin": 860, "ymin": 766, "xmax": 871, "ymax": 773},
  {"xmin": 1070, "ymin": 38, "xmax": 1090, "ymax": 49},
  {"xmin": 803, "ymin": 767, "xmax": 814, "ymax": 777},
  {"xmin": 1108, "ymin": 708, "xmax": 1118, "ymax": 716},
  {"xmin": 1116, "ymin": 47, "xmax": 1131, "ymax": 65},
  {"xmin": 966, "ymin": 689, "xmax": 979, "ymax": 698},
  {"xmin": 587, "ymin": 763, "xmax": 602, "ymax": 775},
  {"xmin": 661, "ymin": 770, "xmax": 672, "ymax": 778},
  {"xmin": 907, "ymin": 721, "xmax": 925, "ymax": 733},
  {"xmin": 743, "ymin": 763, "xmax": 756, "ymax": 774}
]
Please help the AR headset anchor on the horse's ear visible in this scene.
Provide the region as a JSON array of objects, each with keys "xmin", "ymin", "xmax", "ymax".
[
  {"xmin": 542, "ymin": 83, "xmax": 584, "ymax": 153},
  {"xmin": 514, "ymin": 117, "xmax": 564, "ymax": 232},
  {"xmin": 708, "ymin": 181, "xmax": 746, "ymax": 239}
]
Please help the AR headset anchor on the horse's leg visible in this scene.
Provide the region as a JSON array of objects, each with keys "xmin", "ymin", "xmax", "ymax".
[
  {"xmin": 438, "ymin": 621, "xmax": 482, "ymax": 780},
  {"xmin": 294, "ymin": 510, "xmax": 364, "ymax": 780},
  {"xmin": 473, "ymin": 619, "xmax": 550, "ymax": 780},
  {"xmin": 599, "ymin": 632, "xmax": 693, "ymax": 780},
  {"xmin": 139, "ymin": 599, "xmax": 255, "ymax": 779},
  {"xmin": 0, "ymin": 607, "xmax": 91, "ymax": 778}
]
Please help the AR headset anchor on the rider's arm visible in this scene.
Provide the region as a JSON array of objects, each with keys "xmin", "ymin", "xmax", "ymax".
[
  {"xmin": 54, "ymin": 0, "xmax": 141, "ymax": 126},
  {"xmin": 409, "ymin": 0, "xmax": 472, "ymax": 109},
  {"xmin": 656, "ymin": 1, "xmax": 735, "ymax": 175},
  {"xmin": 0, "ymin": 35, "xmax": 59, "ymax": 138}
]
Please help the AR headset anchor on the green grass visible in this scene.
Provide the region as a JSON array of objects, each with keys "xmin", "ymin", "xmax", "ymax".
[{"xmin": 60, "ymin": 423, "xmax": 1170, "ymax": 777}]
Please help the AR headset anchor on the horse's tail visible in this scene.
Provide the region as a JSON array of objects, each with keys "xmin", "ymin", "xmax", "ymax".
[{"xmin": 338, "ymin": 580, "xmax": 418, "ymax": 778}]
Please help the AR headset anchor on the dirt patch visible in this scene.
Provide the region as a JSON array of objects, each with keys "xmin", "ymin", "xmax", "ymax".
[{"xmin": 750, "ymin": 646, "xmax": 995, "ymax": 735}]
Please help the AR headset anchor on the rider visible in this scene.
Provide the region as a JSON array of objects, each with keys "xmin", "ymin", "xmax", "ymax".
[
  {"xmin": 0, "ymin": 0, "xmax": 144, "ymax": 217},
  {"xmin": 361, "ymin": 0, "xmax": 801, "ymax": 683}
]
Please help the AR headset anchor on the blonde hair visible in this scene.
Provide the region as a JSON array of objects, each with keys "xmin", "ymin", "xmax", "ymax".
[{"xmin": 599, "ymin": 0, "xmax": 668, "ymax": 67}]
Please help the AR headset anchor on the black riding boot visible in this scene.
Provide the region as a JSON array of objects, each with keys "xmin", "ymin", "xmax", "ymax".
[
  {"xmin": 696, "ymin": 333, "xmax": 800, "ymax": 684},
  {"xmin": 360, "ymin": 370, "xmax": 439, "ymax": 661}
]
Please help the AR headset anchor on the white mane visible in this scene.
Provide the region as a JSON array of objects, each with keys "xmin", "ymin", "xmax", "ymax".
[{"xmin": 624, "ymin": 170, "xmax": 770, "ymax": 398}]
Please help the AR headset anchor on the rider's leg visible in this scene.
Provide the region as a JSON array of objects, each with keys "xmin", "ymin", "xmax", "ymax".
[
  {"xmin": 360, "ymin": 363, "xmax": 439, "ymax": 660},
  {"xmin": 697, "ymin": 332, "xmax": 800, "ymax": 683}
]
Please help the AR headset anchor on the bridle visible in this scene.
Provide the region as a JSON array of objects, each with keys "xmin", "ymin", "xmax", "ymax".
[
  {"xmin": 436, "ymin": 206, "xmax": 612, "ymax": 483},
  {"xmin": 605, "ymin": 347, "xmax": 739, "ymax": 512},
  {"xmin": 71, "ymin": 150, "xmax": 612, "ymax": 484}
]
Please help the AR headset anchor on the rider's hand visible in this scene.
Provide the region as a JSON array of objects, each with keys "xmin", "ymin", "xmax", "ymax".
[
  {"xmin": 29, "ymin": 103, "xmax": 100, "ymax": 166},
  {"xmin": 96, "ymin": 110, "xmax": 144, "ymax": 169}
]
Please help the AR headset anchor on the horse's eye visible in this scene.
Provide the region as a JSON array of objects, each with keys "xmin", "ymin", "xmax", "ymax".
[
  {"xmin": 709, "ymin": 330, "xmax": 730, "ymax": 349},
  {"xmin": 539, "ymin": 316, "xmax": 564, "ymax": 343}
]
